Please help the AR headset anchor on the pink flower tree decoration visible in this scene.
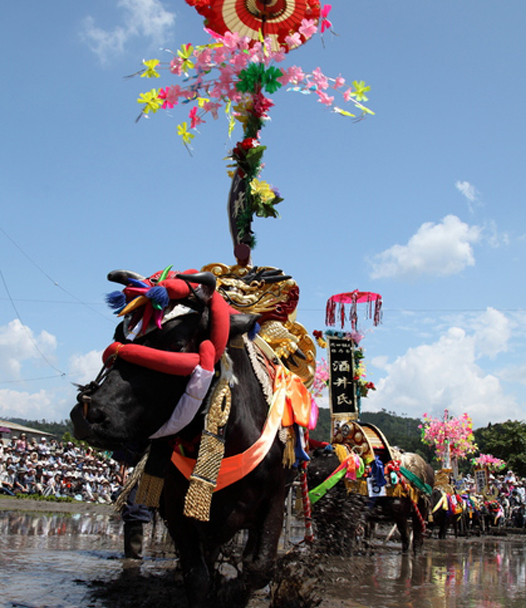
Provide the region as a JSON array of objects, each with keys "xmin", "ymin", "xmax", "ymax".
[
  {"xmin": 472, "ymin": 454, "xmax": 506, "ymax": 472},
  {"xmin": 420, "ymin": 409, "xmax": 477, "ymax": 475}
]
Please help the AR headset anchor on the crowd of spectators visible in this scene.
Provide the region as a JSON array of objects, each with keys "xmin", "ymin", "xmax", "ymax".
[{"xmin": 0, "ymin": 432, "xmax": 126, "ymax": 503}]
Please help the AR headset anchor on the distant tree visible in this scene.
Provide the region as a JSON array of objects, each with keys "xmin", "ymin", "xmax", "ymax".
[{"xmin": 474, "ymin": 420, "xmax": 526, "ymax": 477}]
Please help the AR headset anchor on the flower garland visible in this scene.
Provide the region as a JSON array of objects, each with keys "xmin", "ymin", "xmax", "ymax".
[
  {"xmin": 132, "ymin": 11, "xmax": 372, "ymax": 249},
  {"xmin": 471, "ymin": 453, "xmax": 506, "ymax": 471},
  {"xmin": 419, "ymin": 410, "xmax": 477, "ymax": 461},
  {"xmin": 312, "ymin": 357, "xmax": 329, "ymax": 400}
]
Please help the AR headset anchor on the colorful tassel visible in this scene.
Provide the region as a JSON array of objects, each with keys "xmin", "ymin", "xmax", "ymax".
[
  {"xmin": 105, "ymin": 291, "xmax": 126, "ymax": 312},
  {"xmin": 146, "ymin": 285, "xmax": 170, "ymax": 310}
]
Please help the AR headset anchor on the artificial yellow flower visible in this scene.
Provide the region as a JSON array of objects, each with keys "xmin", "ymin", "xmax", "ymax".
[
  {"xmin": 233, "ymin": 100, "xmax": 251, "ymax": 126},
  {"xmin": 250, "ymin": 179, "xmax": 274, "ymax": 203},
  {"xmin": 177, "ymin": 44, "xmax": 195, "ymax": 73},
  {"xmin": 177, "ymin": 122, "xmax": 195, "ymax": 145},
  {"xmin": 351, "ymin": 80, "xmax": 371, "ymax": 102},
  {"xmin": 137, "ymin": 89, "xmax": 162, "ymax": 114},
  {"xmin": 141, "ymin": 59, "xmax": 160, "ymax": 78}
]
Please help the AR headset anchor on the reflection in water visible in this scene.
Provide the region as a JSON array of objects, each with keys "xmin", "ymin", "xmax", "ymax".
[
  {"xmin": 1, "ymin": 509, "xmax": 526, "ymax": 608},
  {"xmin": 0, "ymin": 509, "xmax": 175, "ymax": 608},
  {"xmin": 331, "ymin": 538, "xmax": 526, "ymax": 608}
]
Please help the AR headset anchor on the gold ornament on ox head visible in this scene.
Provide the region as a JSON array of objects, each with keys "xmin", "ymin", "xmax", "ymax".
[{"xmin": 201, "ymin": 263, "xmax": 316, "ymax": 388}]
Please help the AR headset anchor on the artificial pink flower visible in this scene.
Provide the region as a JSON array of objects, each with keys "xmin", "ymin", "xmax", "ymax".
[
  {"xmin": 285, "ymin": 33, "xmax": 302, "ymax": 49},
  {"xmin": 194, "ymin": 47, "xmax": 213, "ymax": 71},
  {"xmin": 316, "ymin": 90, "xmax": 334, "ymax": 106},
  {"xmin": 334, "ymin": 76, "xmax": 346, "ymax": 89},
  {"xmin": 166, "ymin": 85, "xmax": 183, "ymax": 106},
  {"xmin": 222, "ymin": 31, "xmax": 243, "ymax": 49},
  {"xmin": 280, "ymin": 65, "xmax": 305, "ymax": 86},
  {"xmin": 158, "ymin": 87, "xmax": 174, "ymax": 109},
  {"xmin": 343, "ymin": 87, "xmax": 354, "ymax": 102},
  {"xmin": 202, "ymin": 101, "xmax": 221, "ymax": 119},
  {"xmin": 189, "ymin": 106, "xmax": 205, "ymax": 129},
  {"xmin": 299, "ymin": 18, "xmax": 318, "ymax": 39},
  {"xmin": 312, "ymin": 67, "xmax": 329, "ymax": 90},
  {"xmin": 170, "ymin": 57, "xmax": 184, "ymax": 76}
]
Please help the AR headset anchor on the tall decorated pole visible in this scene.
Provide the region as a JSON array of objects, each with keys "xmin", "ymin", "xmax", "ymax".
[
  {"xmin": 313, "ymin": 289, "xmax": 382, "ymax": 443},
  {"xmin": 133, "ymin": 2, "xmax": 373, "ymax": 265},
  {"xmin": 420, "ymin": 409, "xmax": 477, "ymax": 482}
]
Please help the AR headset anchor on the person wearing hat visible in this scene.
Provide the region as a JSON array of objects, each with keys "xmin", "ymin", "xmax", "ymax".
[
  {"xmin": 0, "ymin": 463, "xmax": 16, "ymax": 495},
  {"xmin": 15, "ymin": 434, "xmax": 28, "ymax": 453},
  {"xmin": 37, "ymin": 437, "xmax": 50, "ymax": 456},
  {"xmin": 14, "ymin": 468, "xmax": 30, "ymax": 494}
]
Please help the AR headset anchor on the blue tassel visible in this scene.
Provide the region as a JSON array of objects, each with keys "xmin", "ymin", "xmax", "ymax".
[
  {"xmin": 294, "ymin": 424, "xmax": 310, "ymax": 463},
  {"xmin": 248, "ymin": 322, "xmax": 260, "ymax": 341},
  {"xmin": 128, "ymin": 278, "xmax": 150, "ymax": 288},
  {"xmin": 146, "ymin": 285, "xmax": 170, "ymax": 309},
  {"xmin": 105, "ymin": 291, "xmax": 126, "ymax": 311}
]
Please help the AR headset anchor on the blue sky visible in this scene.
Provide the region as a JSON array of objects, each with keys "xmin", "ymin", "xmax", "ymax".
[{"xmin": 1, "ymin": 1, "xmax": 525, "ymax": 429}]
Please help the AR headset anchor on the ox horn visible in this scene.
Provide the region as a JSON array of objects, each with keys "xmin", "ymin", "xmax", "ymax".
[
  {"xmin": 176, "ymin": 272, "xmax": 216, "ymax": 300},
  {"xmin": 107, "ymin": 270, "xmax": 146, "ymax": 285}
]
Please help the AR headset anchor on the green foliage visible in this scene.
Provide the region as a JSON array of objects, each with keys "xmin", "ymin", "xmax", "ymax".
[{"xmin": 474, "ymin": 420, "xmax": 526, "ymax": 476}]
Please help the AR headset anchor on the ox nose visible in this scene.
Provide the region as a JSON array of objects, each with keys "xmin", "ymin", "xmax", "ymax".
[
  {"xmin": 77, "ymin": 394, "xmax": 107, "ymax": 425},
  {"xmin": 85, "ymin": 404, "xmax": 107, "ymax": 425}
]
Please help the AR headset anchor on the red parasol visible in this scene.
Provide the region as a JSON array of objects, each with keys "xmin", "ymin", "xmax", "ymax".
[
  {"xmin": 188, "ymin": 0, "xmax": 321, "ymax": 51},
  {"xmin": 325, "ymin": 290, "xmax": 382, "ymax": 329}
]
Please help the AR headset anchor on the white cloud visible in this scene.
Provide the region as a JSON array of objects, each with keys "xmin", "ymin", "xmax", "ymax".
[
  {"xmin": 0, "ymin": 320, "xmax": 57, "ymax": 379},
  {"xmin": 369, "ymin": 215, "xmax": 481, "ymax": 280},
  {"xmin": 472, "ymin": 308, "xmax": 511, "ymax": 359},
  {"xmin": 69, "ymin": 350, "xmax": 103, "ymax": 385},
  {"xmin": 0, "ymin": 388, "xmax": 54, "ymax": 420},
  {"xmin": 455, "ymin": 180, "xmax": 478, "ymax": 203},
  {"xmin": 364, "ymin": 309, "xmax": 522, "ymax": 428},
  {"xmin": 82, "ymin": 0, "xmax": 176, "ymax": 62},
  {"xmin": 455, "ymin": 180, "xmax": 482, "ymax": 214}
]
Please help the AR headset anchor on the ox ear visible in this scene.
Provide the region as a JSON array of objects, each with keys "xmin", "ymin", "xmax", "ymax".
[{"xmin": 229, "ymin": 313, "xmax": 260, "ymax": 338}]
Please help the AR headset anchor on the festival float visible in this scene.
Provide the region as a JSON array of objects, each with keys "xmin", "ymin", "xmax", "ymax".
[
  {"xmin": 419, "ymin": 410, "xmax": 477, "ymax": 531},
  {"xmin": 308, "ymin": 289, "xmax": 433, "ymax": 535}
]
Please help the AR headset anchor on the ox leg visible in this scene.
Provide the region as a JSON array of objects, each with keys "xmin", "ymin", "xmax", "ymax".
[
  {"xmin": 396, "ymin": 517, "xmax": 411, "ymax": 553},
  {"xmin": 243, "ymin": 493, "xmax": 286, "ymax": 591},
  {"xmin": 166, "ymin": 516, "xmax": 211, "ymax": 608},
  {"xmin": 411, "ymin": 512, "xmax": 424, "ymax": 553}
]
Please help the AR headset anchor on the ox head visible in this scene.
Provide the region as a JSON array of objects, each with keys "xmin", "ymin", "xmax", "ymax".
[{"xmin": 70, "ymin": 267, "xmax": 256, "ymax": 451}]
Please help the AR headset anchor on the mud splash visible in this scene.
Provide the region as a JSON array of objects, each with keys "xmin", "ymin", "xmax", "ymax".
[{"xmin": 2, "ymin": 508, "xmax": 526, "ymax": 608}]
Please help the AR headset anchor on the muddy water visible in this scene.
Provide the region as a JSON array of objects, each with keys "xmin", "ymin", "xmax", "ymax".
[{"xmin": 1, "ymin": 508, "xmax": 526, "ymax": 608}]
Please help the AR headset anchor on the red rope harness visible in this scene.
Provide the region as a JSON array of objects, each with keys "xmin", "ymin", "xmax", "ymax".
[{"xmin": 299, "ymin": 461, "xmax": 314, "ymax": 543}]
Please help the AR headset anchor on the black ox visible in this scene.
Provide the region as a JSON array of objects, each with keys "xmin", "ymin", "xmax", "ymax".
[
  {"xmin": 70, "ymin": 269, "xmax": 293, "ymax": 608},
  {"xmin": 308, "ymin": 448, "xmax": 434, "ymax": 554}
]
